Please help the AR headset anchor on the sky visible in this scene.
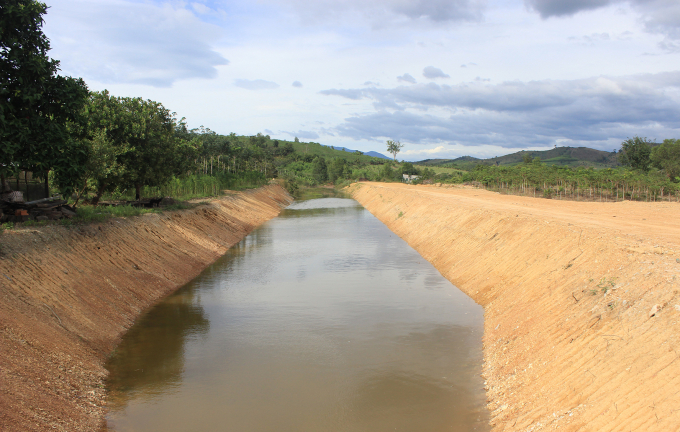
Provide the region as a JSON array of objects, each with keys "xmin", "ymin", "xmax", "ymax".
[{"xmin": 42, "ymin": 0, "xmax": 680, "ymax": 161}]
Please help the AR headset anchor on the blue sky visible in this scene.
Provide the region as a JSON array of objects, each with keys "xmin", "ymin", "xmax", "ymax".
[{"xmin": 43, "ymin": 0, "xmax": 680, "ymax": 160}]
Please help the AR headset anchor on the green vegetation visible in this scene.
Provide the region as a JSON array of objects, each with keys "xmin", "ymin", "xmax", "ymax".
[{"xmin": 463, "ymin": 161, "xmax": 679, "ymax": 201}]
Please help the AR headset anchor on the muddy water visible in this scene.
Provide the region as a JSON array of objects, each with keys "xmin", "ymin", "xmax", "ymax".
[{"xmin": 106, "ymin": 197, "xmax": 489, "ymax": 432}]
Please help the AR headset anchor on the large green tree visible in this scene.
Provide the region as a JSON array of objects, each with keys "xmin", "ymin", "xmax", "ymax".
[
  {"xmin": 618, "ymin": 136, "xmax": 653, "ymax": 172},
  {"xmin": 121, "ymin": 97, "xmax": 200, "ymax": 199},
  {"xmin": 651, "ymin": 138, "xmax": 680, "ymax": 181},
  {"xmin": 0, "ymin": 0, "xmax": 89, "ymax": 196},
  {"xmin": 79, "ymin": 91, "xmax": 199, "ymax": 201}
]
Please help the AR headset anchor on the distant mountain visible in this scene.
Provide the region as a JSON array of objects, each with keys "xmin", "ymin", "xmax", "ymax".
[
  {"xmin": 364, "ymin": 151, "xmax": 390, "ymax": 159},
  {"xmin": 417, "ymin": 146, "xmax": 620, "ymax": 168},
  {"xmin": 325, "ymin": 145, "xmax": 390, "ymax": 159},
  {"xmin": 328, "ymin": 146, "xmax": 353, "ymax": 152}
]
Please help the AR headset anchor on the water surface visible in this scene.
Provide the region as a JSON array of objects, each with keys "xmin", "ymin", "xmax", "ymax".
[{"xmin": 106, "ymin": 196, "xmax": 489, "ymax": 431}]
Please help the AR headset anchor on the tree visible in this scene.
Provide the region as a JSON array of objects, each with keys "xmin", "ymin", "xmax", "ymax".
[
  {"xmin": 379, "ymin": 162, "xmax": 395, "ymax": 181},
  {"xmin": 386, "ymin": 140, "xmax": 403, "ymax": 161},
  {"xmin": 76, "ymin": 90, "xmax": 132, "ymax": 203},
  {"xmin": 80, "ymin": 91, "xmax": 199, "ymax": 201},
  {"xmin": 312, "ymin": 156, "xmax": 328, "ymax": 183},
  {"xmin": 72, "ymin": 129, "xmax": 127, "ymax": 206},
  {"xmin": 1, "ymin": 0, "xmax": 89, "ymax": 196},
  {"xmin": 619, "ymin": 136, "xmax": 652, "ymax": 172},
  {"xmin": 400, "ymin": 162, "xmax": 418, "ymax": 175},
  {"xmin": 119, "ymin": 97, "xmax": 199, "ymax": 199},
  {"xmin": 651, "ymin": 138, "xmax": 680, "ymax": 181},
  {"xmin": 327, "ymin": 158, "xmax": 346, "ymax": 183}
]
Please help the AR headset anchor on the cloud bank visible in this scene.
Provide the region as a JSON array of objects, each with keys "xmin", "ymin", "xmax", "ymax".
[
  {"xmin": 262, "ymin": 0, "xmax": 486, "ymax": 24},
  {"xmin": 526, "ymin": 0, "xmax": 680, "ymax": 51},
  {"xmin": 321, "ymin": 72, "xmax": 680, "ymax": 149}
]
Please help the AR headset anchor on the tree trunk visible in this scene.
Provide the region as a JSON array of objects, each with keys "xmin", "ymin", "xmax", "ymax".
[
  {"xmin": 1, "ymin": 174, "xmax": 11, "ymax": 193},
  {"xmin": 25, "ymin": 171, "xmax": 30, "ymax": 201},
  {"xmin": 44, "ymin": 173, "xmax": 49, "ymax": 198},
  {"xmin": 90, "ymin": 183, "xmax": 106, "ymax": 206},
  {"xmin": 135, "ymin": 184, "xmax": 142, "ymax": 201}
]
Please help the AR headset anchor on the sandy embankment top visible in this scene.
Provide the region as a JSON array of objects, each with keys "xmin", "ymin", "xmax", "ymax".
[
  {"xmin": 349, "ymin": 182, "xmax": 680, "ymax": 432},
  {"xmin": 380, "ymin": 183, "xmax": 680, "ymax": 246}
]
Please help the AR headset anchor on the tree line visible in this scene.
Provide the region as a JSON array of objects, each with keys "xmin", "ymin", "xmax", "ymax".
[
  {"xmin": 1, "ymin": 1, "xmax": 296, "ymax": 203},
  {"xmin": 454, "ymin": 137, "xmax": 680, "ymax": 202}
]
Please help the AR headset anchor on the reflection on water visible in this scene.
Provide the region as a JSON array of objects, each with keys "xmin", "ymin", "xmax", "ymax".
[
  {"xmin": 106, "ymin": 289, "xmax": 209, "ymax": 400},
  {"xmin": 106, "ymin": 195, "xmax": 490, "ymax": 432}
]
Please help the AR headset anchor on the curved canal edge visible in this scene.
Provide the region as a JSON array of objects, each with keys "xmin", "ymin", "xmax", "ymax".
[
  {"xmin": 0, "ymin": 185, "xmax": 293, "ymax": 432},
  {"xmin": 348, "ymin": 182, "xmax": 680, "ymax": 432}
]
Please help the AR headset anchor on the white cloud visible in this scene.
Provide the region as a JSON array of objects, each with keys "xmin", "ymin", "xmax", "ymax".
[
  {"xmin": 423, "ymin": 66, "xmax": 450, "ymax": 79},
  {"xmin": 234, "ymin": 79, "xmax": 280, "ymax": 90},
  {"xmin": 43, "ymin": 0, "xmax": 228, "ymax": 87},
  {"xmin": 284, "ymin": 130, "xmax": 320, "ymax": 139},
  {"xmin": 397, "ymin": 73, "xmax": 417, "ymax": 83}
]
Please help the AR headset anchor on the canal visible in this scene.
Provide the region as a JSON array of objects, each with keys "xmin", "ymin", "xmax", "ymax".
[{"xmin": 106, "ymin": 194, "xmax": 489, "ymax": 431}]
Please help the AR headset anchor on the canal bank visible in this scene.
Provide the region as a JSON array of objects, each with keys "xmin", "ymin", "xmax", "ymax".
[
  {"xmin": 0, "ymin": 185, "xmax": 292, "ymax": 431},
  {"xmin": 349, "ymin": 182, "xmax": 680, "ymax": 432}
]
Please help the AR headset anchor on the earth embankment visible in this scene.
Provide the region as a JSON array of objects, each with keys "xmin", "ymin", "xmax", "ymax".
[
  {"xmin": 0, "ymin": 185, "xmax": 293, "ymax": 431},
  {"xmin": 348, "ymin": 182, "xmax": 680, "ymax": 432}
]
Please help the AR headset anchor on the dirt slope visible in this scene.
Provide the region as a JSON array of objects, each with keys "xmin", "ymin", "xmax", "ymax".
[
  {"xmin": 0, "ymin": 185, "xmax": 292, "ymax": 431},
  {"xmin": 348, "ymin": 182, "xmax": 680, "ymax": 432}
]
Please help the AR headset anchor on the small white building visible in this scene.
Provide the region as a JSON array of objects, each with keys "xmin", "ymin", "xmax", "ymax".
[{"xmin": 402, "ymin": 174, "xmax": 420, "ymax": 183}]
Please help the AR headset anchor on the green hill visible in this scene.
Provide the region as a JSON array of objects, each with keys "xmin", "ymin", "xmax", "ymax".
[
  {"xmin": 418, "ymin": 146, "xmax": 620, "ymax": 169},
  {"xmin": 288, "ymin": 140, "xmax": 384, "ymax": 163}
]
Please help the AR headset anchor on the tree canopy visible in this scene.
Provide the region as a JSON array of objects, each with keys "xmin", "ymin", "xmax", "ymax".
[
  {"xmin": 0, "ymin": 0, "xmax": 89, "ymax": 195},
  {"xmin": 651, "ymin": 138, "xmax": 680, "ymax": 181},
  {"xmin": 312, "ymin": 156, "xmax": 328, "ymax": 183},
  {"xmin": 79, "ymin": 91, "xmax": 200, "ymax": 200},
  {"xmin": 618, "ymin": 136, "xmax": 653, "ymax": 172}
]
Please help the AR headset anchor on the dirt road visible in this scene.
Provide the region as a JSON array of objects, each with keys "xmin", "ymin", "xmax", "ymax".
[{"xmin": 349, "ymin": 182, "xmax": 680, "ymax": 432}]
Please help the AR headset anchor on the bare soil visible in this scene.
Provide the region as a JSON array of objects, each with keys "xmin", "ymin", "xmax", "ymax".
[
  {"xmin": 0, "ymin": 185, "xmax": 292, "ymax": 431},
  {"xmin": 349, "ymin": 182, "xmax": 680, "ymax": 432}
]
